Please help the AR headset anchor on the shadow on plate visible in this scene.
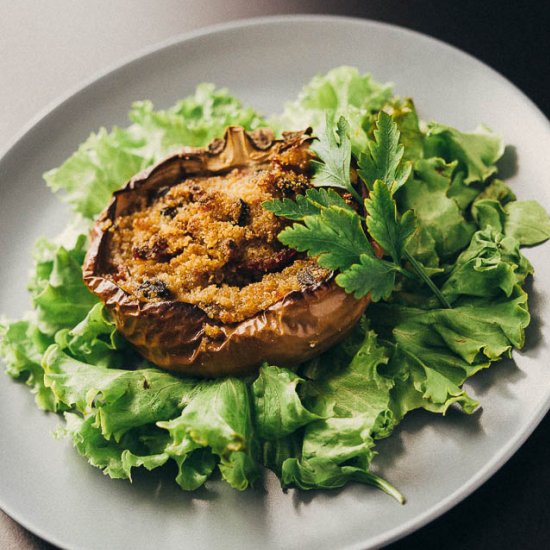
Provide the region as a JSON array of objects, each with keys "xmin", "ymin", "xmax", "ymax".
[
  {"xmin": 521, "ymin": 278, "xmax": 544, "ymax": 354},
  {"xmin": 373, "ymin": 405, "xmax": 485, "ymax": 473},
  {"xmin": 496, "ymin": 145, "xmax": 518, "ymax": 179}
]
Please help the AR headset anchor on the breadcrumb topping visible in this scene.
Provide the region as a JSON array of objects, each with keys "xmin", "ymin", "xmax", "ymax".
[{"xmin": 105, "ymin": 149, "xmax": 329, "ymax": 323}]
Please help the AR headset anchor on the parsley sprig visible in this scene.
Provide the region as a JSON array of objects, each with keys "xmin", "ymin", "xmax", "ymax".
[
  {"xmin": 309, "ymin": 117, "xmax": 363, "ymax": 204},
  {"xmin": 357, "ymin": 110, "xmax": 412, "ymax": 193},
  {"xmin": 263, "ymin": 112, "xmax": 451, "ymax": 308}
]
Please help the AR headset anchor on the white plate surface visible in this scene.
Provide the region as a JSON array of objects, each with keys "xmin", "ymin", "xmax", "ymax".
[{"xmin": 1, "ymin": 15, "xmax": 549, "ymax": 550}]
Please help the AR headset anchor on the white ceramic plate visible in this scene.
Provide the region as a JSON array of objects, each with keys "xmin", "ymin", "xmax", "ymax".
[{"xmin": 1, "ymin": 15, "xmax": 549, "ymax": 550}]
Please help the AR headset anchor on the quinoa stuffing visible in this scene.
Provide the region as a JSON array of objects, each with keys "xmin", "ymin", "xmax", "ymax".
[{"xmin": 104, "ymin": 150, "xmax": 330, "ymax": 323}]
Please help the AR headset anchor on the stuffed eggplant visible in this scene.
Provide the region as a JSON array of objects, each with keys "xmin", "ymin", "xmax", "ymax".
[{"xmin": 83, "ymin": 126, "xmax": 371, "ymax": 377}]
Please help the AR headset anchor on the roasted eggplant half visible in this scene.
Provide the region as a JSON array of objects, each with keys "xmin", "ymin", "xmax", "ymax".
[{"xmin": 83, "ymin": 126, "xmax": 371, "ymax": 377}]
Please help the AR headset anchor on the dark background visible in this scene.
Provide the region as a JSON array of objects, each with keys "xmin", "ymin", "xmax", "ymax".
[
  {"xmin": 317, "ymin": 0, "xmax": 550, "ymax": 118},
  {"xmin": 4, "ymin": 1, "xmax": 550, "ymax": 549}
]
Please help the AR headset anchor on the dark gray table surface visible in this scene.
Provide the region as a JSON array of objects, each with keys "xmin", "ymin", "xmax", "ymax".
[{"xmin": 1, "ymin": 1, "xmax": 549, "ymax": 549}]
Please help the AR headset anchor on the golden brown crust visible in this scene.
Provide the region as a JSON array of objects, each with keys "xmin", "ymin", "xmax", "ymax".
[
  {"xmin": 102, "ymin": 164, "xmax": 324, "ymax": 323},
  {"xmin": 83, "ymin": 126, "xmax": 371, "ymax": 377}
]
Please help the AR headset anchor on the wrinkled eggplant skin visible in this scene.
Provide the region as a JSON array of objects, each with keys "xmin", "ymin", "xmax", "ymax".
[
  {"xmin": 111, "ymin": 278, "xmax": 368, "ymax": 377},
  {"xmin": 83, "ymin": 126, "xmax": 371, "ymax": 378}
]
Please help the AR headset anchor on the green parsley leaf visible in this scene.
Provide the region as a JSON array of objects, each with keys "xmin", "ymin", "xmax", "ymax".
[
  {"xmin": 365, "ymin": 180, "xmax": 416, "ymax": 264},
  {"xmin": 336, "ymin": 254, "xmax": 398, "ymax": 301},
  {"xmin": 262, "ymin": 188, "xmax": 353, "ymax": 221},
  {"xmin": 273, "ymin": 113, "xmax": 450, "ymax": 308},
  {"xmin": 310, "ymin": 116, "xmax": 361, "ymax": 202},
  {"xmin": 303, "ymin": 187, "xmax": 355, "ymax": 212},
  {"xmin": 277, "ymin": 206, "xmax": 371, "ymax": 271},
  {"xmin": 358, "ymin": 111, "xmax": 412, "ymax": 193},
  {"xmin": 262, "ymin": 194, "xmax": 320, "ymax": 221}
]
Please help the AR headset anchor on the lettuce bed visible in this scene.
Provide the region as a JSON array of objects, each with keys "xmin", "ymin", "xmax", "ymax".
[{"xmin": 1, "ymin": 67, "xmax": 549, "ymax": 502}]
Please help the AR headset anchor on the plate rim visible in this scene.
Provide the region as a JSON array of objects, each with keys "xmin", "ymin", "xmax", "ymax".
[{"xmin": 1, "ymin": 13, "xmax": 549, "ymax": 550}]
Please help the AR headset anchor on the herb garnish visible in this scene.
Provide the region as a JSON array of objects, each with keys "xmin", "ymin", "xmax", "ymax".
[{"xmin": 264, "ymin": 113, "xmax": 452, "ymax": 307}]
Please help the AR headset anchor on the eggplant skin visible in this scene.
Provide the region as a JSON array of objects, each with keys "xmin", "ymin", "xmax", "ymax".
[
  {"xmin": 83, "ymin": 126, "xmax": 370, "ymax": 378},
  {"xmin": 89, "ymin": 275, "xmax": 369, "ymax": 377}
]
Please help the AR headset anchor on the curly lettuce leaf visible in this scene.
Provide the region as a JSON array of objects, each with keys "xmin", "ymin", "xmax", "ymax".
[
  {"xmin": 261, "ymin": 433, "xmax": 303, "ymax": 477},
  {"xmin": 282, "ymin": 457, "xmax": 404, "ymax": 502},
  {"xmin": 129, "ymin": 83, "xmax": 266, "ymax": 155},
  {"xmin": 0, "ymin": 319, "xmax": 55, "ymax": 411},
  {"xmin": 172, "ymin": 448, "xmax": 218, "ymax": 491},
  {"xmin": 64, "ymin": 417, "xmax": 212, "ymax": 491},
  {"xmin": 472, "ymin": 198, "xmax": 550, "ymax": 246},
  {"xmin": 442, "ymin": 228, "xmax": 533, "ymax": 303},
  {"xmin": 45, "ymin": 347, "xmax": 259, "ymax": 490},
  {"xmin": 44, "ymin": 128, "xmax": 149, "ymax": 219},
  {"xmin": 446, "ymin": 170, "xmax": 484, "ymax": 210},
  {"xmin": 43, "ymin": 345, "xmax": 195, "ymax": 441},
  {"xmin": 270, "ymin": 66, "xmax": 393, "ymax": 153},
  {"xmin": 44, "ymin": 84, "xmax": 266, "ymax": 218},
  {"xmin": 55, "ymin": 303, "xmax": 135, "ymax": 369},
  {"xmin": 61, "ymin": 414, "xmax": 170, "ymax": 480},
  {"xmin": 252, "ymin": 364, "xmax": 321, "ymax": 440},
  {"xmin": 29, "ymin": 233, "xmax": 98, "ymax": 336},
  {"xmin": 477, "ymin": 178, "xmax": 516, "ymax": 204},
  {"xmin": 398, "ymin": 157, "xmax": 476, "ymax": 259},
  {"xmin": 370, "ymin": 286, "xmax": 530, "ymax": 418},
  {"xmin": 504, "ymin": 200, "xmax": 550, "ymax": 245},
  {"xmin": 471, "ymin": 198, "xmax": 507, "ymax": 232},
  {"xmin": 404, "ymin": 225, "xmax": 441, "ymax": 272},
  {"xmin": 158, "ymin": 378, "xmax": 259, "ymax": 491},
  {"xmin": 280, "ymin": 329, "xmax": 403, "ymax": 501},
  {"xmin": 425, "ymin": 123, "xmax": 504, "ymax": 184},
  {"xmin": 302, "ymin": 329, "xmax": 394, "ymax": 434}
]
